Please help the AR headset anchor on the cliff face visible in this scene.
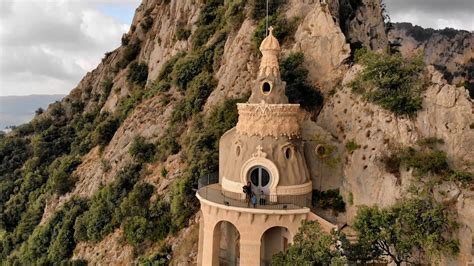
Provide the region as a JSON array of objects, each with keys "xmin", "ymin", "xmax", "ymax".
[
  {"xmin": 389, "ymin": 22, "xmax": 474, "ymax": 95},
  {"xmin": 2, "ymin": 0, "xmax": 473, "ymax": 265}
]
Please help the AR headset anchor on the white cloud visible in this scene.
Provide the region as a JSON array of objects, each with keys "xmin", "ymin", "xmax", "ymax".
[
  {"xmin": 385, "ymin": 0, "xmax": 474, "ymax": 31},
  {"xmin": 0, "ymin": 0, "xmax": 139, "ymax": 96}
]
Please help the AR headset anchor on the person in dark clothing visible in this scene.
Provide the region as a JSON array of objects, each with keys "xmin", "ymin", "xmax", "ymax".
[{"xmin": 242, "ymin": 181, "xmax": 252, "ymax": 206}]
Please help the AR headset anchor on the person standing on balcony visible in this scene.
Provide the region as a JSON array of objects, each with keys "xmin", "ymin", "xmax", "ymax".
[
  {"xmin": 259, "ymin": 190, "xmax": 266, "ymax": 206},
  {"xmin": 243, "ymin": 181, "xmax": 252, "ymax": 206},
  {"xmin": 251, "ymin": 192, "xmax": 257, "ymax": 208}
]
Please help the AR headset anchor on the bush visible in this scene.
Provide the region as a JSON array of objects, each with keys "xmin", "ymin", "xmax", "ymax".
[
  {"xmin": 272, "ymin": 221, "xmax": 343, "ymax": 265},
  {"xmin": 74, "ymin": 163, "xmax": 142, "ymax": 243},
  {"xmin": 176, "ymin": 28, "xmax": 191, "ymax": 41},
  {"xmin": 312, "ymin": 189, "xmax": 346, "ymax": 213},
  {"xmin": 250, "ymin": 0, "xmax": 285, "ymax": 20},
  {"xmin": 116, "ymin": 89, "xmax": 144, "ymax": 121},
  {"xmin": 127, "ymin": 62, "xmax": 148, "ymax": 87},
  {"xmin": 158, "ymin": 52, "xmax": 186, "ymax": 82},
  {"xmin": 93, "ymin": 115, "xmax": 119, "ymax": 148},
  {"xmin": 280, "ymin": 52, "xmax": 323, "ymax": 112},
  {"xmin": 182, "ymin": 71, "xmax": 217, "ymax": 119},
  {"xmin": 350, "ymin": 48, "xmax": 425, "ymax": 116},
  {"xmin": 129, "ymin": 136, "xmax": 156, "ymax": 164},
  {"xmin": 117, "ymin": 41, "xmax": 141, "ymax": 69},
  {"xmin": 140, "ymin": 16, "xmax": 154, "ymax": 32},
  {"xmin": 345, "ymin": 139, "xmax": 360, "ymax": 154},
  {"xmin": 253, "ymin": 14, "xmax": 299, "ymax": 48},
  {"xmin": 100, "ymin": 79, "xmax": 113, "ymax": 103},
  {"xmin": 171, "ymin": 53, "xmax": 206, "ymax": 90},
  {"xmin": 122, "ymin": 216, "xmax": 153, "ymax": 246},
  {"xmin": 351, "ymin": 198, "xmax": 459, "ymax": 265},
  {"xmin": 191, "ymin": 0, "xmax": 225, "ymax": 49},
  {"xmin": 49, "ymin": 155, "xmax": 81, "ymax": 195}
]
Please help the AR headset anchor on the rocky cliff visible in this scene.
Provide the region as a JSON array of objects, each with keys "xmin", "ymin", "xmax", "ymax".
[{"xmin": 1, "ymin": 0, "xmax": 472, "ymax": 265}]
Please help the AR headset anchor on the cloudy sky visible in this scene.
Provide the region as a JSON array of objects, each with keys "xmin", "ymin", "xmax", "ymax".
[{"xmin": 0, "ymin": 0, "xmax": 472, "ymax": 96}]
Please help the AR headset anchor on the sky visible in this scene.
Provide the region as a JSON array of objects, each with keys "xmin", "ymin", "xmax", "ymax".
[{"xmin": 0, "ymin": 0, "xmax": 472, "ymax": 97}]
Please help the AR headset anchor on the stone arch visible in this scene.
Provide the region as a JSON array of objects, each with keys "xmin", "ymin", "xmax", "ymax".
[
  {"xmin": 213, "ymin": 220, "xmax": 240, "ymax": 266},
  {"xmin": 260, "ymin": 226, "xmax": 292, "ymax": 265},
  {"xmin": 241, "ymin": 156, "xmax": 280, "ymax": 197}
]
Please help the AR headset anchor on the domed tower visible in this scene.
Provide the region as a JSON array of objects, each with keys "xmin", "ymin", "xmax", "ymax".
[{"xmin": 197, "ymin": 28, "xmax": 335, "ymax": 266}]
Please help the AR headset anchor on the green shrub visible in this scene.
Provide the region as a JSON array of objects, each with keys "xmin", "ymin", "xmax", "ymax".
[
  {"xmin": 122, "ymin": 216, "xmax": 153, "ymax": 246},
  {"xmin": 351, "ymin": 198, "xmax": 459, "ymax": 265},
  {"xmin": 137, "ymin": 245, "xmax": 171, "ymax": 265},
  {"xmin": 182, "ymin": 71, "xmax": 217, "ymax": 119},
  {"xmin": 100, "ymin": 79, "xmax": 113, "ymax": 103},
  {"xmin": 191, "ymin": 0, "xmax": 225, "ymax": 49},
  {"xmin": 253, "ymin": 14, "xmax": 299, "ymax": 48},
  {"xmin": 74, "ymin": 163, "xmax": 142, "ymax": 243},
  {"xmin": 250, "ymin": 0, "xmax": 285, "ymax": 20},
  {"xmin": 158, "ymin": 52, "xmax": 187, "ymax": 82},
  {"xmin": 117, "ymin": 41, "xmax": 141, "ymax": 69},
  {"xmin": 416, "ymin": 137, "xmax": 444, "ymax": 149},
  {"xmin": 350, "ymin": 48, "xmax": 425, "ymax": 116},
  {"xmin": 156, "ymin": 126, "xmax": 181, "ymax": 161},
  {"xmin": 312, "ymin": 189, "xmax": 346, "ymax": 213},
  {"xmin": 176, "ymin": 28, "xmax": 191, "ymax": 41},
  {"xmin": 140, "ymin": 16, "xmax": 154, "ymax": 32},
  {"xmin": 272, "ymin": 221, "xmax": 343, "ymax": 265},
  {"xmin": 345, "ymin": 139, "xmax": 360, "ymax": 154},
  {"xmin": 93, "ymin": 115, "xmax": 119, "ymax": 148},
  {"xmin": 129, "ymin": 136, "xmax": 156, "ymax": 164},
  {"xmin": 49, "ymin": 155, "xmax": 81, "ymax": 195},
  {"xmin": 116, "ymin": 89, "xmax": 144, "ymax": 121},
  {"xmin": 127, "ymin": 62, "xmax": 148, "ymax": 87},
  {"xmin": 280, "ymin": 52, "xmax": 323, "ymax": 112},
  {"xmin": 171, "ymin": 53, "xmax": 206, "ymax": 90}
]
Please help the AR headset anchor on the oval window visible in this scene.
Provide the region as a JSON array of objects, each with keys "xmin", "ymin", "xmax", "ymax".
[
  {"xmin": 316, "ymin": 144, "xmax": 326, "ymax": 157},
  {"xmin": 284, "ymin": 147, "xmax": 292, "ymax": 160},
  {"xmin": 261, "ymin": 82, "xmax": 271, "ymax": 95},
  {"xmin": 248, "ymin": 166, "xmax": 271, "ymax": 189}
]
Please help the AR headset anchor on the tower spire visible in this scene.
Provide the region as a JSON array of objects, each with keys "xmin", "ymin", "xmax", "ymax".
[{"xmin": 258, "ymin": 26, "xmax": 281, "ymax": 78}]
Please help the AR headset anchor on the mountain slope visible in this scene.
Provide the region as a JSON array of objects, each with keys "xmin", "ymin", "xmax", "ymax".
[{"xmin": 0, "ymin": 0, "xmax": 472, "ymax": 265}]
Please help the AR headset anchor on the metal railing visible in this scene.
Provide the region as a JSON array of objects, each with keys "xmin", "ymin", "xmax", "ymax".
[{"xmin": 198, "ymin": 183, "xmax": 312, "ymax": 210}]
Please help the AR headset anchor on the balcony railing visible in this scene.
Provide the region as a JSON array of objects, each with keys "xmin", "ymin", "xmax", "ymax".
[{"xmin": 197, "ymin": 183, "xmax": 312, "ymax": 210}]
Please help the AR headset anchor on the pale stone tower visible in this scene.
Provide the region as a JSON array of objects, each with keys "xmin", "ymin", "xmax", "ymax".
[{"xmin": 197, "ymin": 28, "xmax": 334, "ymax": 266}]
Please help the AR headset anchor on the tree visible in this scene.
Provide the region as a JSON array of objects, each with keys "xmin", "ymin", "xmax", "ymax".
[
  {"xmin": 351, "ymin": 199, "xmax": 459, "ymax": 265},
  {"xmin": 272, "ymin": 221, "xmax": 344, "ymax": 265}
]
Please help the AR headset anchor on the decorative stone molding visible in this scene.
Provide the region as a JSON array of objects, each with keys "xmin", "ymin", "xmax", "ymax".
[
  {"xmin": 236, "ymin": 102, "xmax": 303, "ymax": 138},
  {"xmin": 240, "ymin": 147, "xmax": 280, "ymax": 196},
  {"xmin": 275, "ymin": 181, "xmax": 313, "ymax": 196}
]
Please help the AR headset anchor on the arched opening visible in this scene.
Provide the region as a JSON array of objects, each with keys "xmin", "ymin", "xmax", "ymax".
[
  {"xmin": 260, "ymin": 226, "xmax": 291, "ymax": 265},
  {"xmin": 213, "ymin": 221, "xmax": 240, "ymax": 266},
  {"xmin": 261, "ymin": 81, "xmax": 272, "ymax": 95},
  {"xmin": 248, "ymin": 166, "xmax": 271, "ymax": 194}
]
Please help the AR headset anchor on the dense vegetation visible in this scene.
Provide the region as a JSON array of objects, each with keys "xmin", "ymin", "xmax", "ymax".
[
  {"xmin": 272, "ymin": 221, "xmax": 344, "ymax": 265},
  {"xmin": 350, "ymin": 48, "xmax": 426, "ymax": 116},
  {"xmin": 280, "ymin": 52, "xmax": 324, "ymax": 112},
  {"xmin": 382, "ymin": 137, "xmax": 472, "ymax": 185},
  {"xmin": 274, "ymin": 197, "xmax": 459, "ymax": 266}
]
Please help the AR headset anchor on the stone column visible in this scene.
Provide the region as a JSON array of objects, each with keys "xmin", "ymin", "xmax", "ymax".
[
  {"xmin": 201, "ymin": 215, "xmax": 219, "ymax": 266},
  {"xmin": 239, "ymin": 239, "xmax": 261, "ymax": 265}
]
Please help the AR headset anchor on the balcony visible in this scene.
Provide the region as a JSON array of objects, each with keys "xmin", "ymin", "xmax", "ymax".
[{"xmin": 197, "ymin": 183, "xmax": 312, "ymax": 211}]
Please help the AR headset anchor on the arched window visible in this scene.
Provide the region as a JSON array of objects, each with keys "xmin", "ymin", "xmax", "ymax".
[
  {"xmin": 261, "ymin": 81, "xmax": 272, "ymax": 95},
  {"xmin": 248, "ymin": 166, "xmax": 271, "ymax": 194}
]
